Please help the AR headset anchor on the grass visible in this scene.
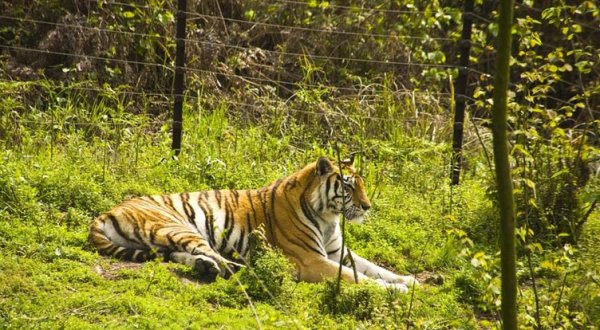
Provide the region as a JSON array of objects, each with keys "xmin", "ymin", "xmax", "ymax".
[{"xmin": 0, "ymin": 80, "xmax": 598, "ymax": 329}]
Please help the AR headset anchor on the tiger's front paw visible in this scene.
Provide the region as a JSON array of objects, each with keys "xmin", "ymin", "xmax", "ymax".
[
  {"xmin": 193, "ymin": 255, "xmax": 222, "ymax": 278},
  {"xmin": 193, "ymin": 256, "xmax": 245, "ymax": 279},
  {"xmin": 392, "ymin": 275, "xmax": 419, "ymax": 287},
  {"xmin": 374, "ymin": 279, "xmax": 409, "ymax": 293}
]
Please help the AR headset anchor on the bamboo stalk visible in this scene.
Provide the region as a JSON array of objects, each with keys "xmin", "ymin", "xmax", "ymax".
[{"xmin": 490, "ymin": 0, "xmax": 517, "ymax": 328}]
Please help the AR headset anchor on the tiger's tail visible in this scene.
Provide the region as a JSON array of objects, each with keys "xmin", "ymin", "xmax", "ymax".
[{"xmin": 89, "ymin": 213, "xmax": 156, "ymax": 262}]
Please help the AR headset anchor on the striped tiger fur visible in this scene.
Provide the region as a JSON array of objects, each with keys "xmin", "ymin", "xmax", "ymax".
[{"xmin": 89, "ymin": 157, "xmax": 418, "ymax": 291}]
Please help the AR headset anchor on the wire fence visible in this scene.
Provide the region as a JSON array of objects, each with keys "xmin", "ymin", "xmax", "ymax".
[
  {"xmin": 1, "ymin": 0, "xmax": 597, "ymax": 178},
  {"xmin": 1, "ymin": 1, "xmax": 597, "ymax": 156},
  {"xmin": 0, "ymin": 11, "xmax": 592, "ymax": 106},
  {"xmin": 0, "ymin": 1, "xmax": 598, "ymax": 124}
]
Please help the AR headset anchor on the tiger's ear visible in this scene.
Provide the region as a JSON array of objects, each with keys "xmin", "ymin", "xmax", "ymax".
[
  {"xmin": 316, "ymin": 157, "xmax": 333, "ymax": 176},
  {"xmin": 341, "ymin": 154, "xmax": 355, "ymax": 167}
]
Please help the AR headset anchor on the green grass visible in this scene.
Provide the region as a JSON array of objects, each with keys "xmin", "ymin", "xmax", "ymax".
[{"xmin": 0, "ymin": 80, "xmax": 598, "ymax": 329}]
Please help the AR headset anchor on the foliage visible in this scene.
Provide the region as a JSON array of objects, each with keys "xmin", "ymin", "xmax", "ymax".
[
  {"xmin": 319, "ymin": 278, "xmax": 395, "ymax": 321},
  {"xmin": 469, "ymin": 0, "xmax": 600, "ymax": 248},
  {"xmin": 0, "ymin": 0, "xmax": 599, "ymax": 328},
  {"xmin": 237, "ymin": 228, "xmax": 297, "ymax": 307}
]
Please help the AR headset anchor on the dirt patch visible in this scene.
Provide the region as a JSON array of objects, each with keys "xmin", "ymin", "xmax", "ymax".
[
  {"xmin": 92, "ymin": 261, "xmax": 143, "ymax": 280},
  {"xmin": 92, "ymin": 260, "xmax": 212, "ymax": 286},
  {"xmin": 415, "ymin": 271, "xmax": 444, "ymax": 286}
]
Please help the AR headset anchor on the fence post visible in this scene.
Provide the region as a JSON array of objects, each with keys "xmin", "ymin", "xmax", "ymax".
[
  {"xmin": 450, "ymin": 0, "xmax": 475, "ymax": 185},
  {"xmin": 171, "ymin": 0, "xmax": 187, "ymax": 156}
]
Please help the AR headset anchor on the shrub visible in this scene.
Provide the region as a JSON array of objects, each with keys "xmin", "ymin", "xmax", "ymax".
[
  {"xmin": 319, "ymin": 278, "xmax": 398, "ymax": 321},
  {"xmin": 237, "ymin": 227, "xmax": 296, "ymax": 307}
]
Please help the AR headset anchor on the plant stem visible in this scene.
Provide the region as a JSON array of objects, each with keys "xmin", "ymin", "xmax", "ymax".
[
  {"xmin": 490, "ymin": 0, "xmax": 517, "ymax": 328},
  {"xmin": 335, "ymin": 147, "xmax": 348, "ymax": 293},
  {"xmin": 526, "ymin": 251, "xmax": 541, "ymax": 329},
  {"xmin": 552, "ymin": 271, "xmax": 569, "ymax": 326}
]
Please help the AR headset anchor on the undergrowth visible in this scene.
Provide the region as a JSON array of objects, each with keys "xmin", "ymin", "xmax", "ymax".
[{"xmin": 0, "ymin": 78, "xmax": 598, "ymax": 329}]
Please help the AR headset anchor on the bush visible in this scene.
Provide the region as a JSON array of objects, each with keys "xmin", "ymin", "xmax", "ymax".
[
  {"xmin": 0, "ymin": 158, "xmax": 41, "ymax": 222},
  {"xmin": 319, "ymin": 278, "xmax": 400, "ymax": 321},
  {"xmin": 238, "ymin": 227, "xmax": 296, "ymax": 307}
]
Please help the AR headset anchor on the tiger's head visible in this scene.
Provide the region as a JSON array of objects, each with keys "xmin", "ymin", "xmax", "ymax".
[{"xmin": 310, "ymin": 156, "xmax": 371, "ymax": 224}]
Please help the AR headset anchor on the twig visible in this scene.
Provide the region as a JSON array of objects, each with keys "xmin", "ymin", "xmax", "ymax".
[
  {"xmin": 335, "ymin": 145, "xmax": 350, "ymax": 292},
  {"xmin": 469, "ymin": 116, "xmax": 493, "ymax": 176},
  {"xmin": 552, "ymin": 271, "xmax": 569, "ymax": 326},
  {"xmin": 526, "ymin": 251, "xmax": 541, "ymax": 330},
  {"xmin": 523, "ymin": 159, "xmax": 542, "ymax": 330}
]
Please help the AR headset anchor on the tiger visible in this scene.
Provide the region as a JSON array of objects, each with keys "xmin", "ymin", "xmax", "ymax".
[{"xmin": 89, "ymin": 157, "xmax": 418, "ymax": 291}]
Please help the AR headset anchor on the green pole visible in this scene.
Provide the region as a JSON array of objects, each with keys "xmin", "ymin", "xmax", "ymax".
[{"xmin": 491, "ymin": 0, "xmax": 517, "ymax": 329}]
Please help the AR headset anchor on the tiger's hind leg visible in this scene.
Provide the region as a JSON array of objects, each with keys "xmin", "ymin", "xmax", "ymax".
[
  {"xmin": 90, "ymin": 213, "xmax": 242, "ymax": 278},
  {"xmin": 89, "ymin": 214, "xmax": 160, "ymax": 262},
  {"xmin": 141, "ymin": 222, "xmax": 244, "ymax": 278}
]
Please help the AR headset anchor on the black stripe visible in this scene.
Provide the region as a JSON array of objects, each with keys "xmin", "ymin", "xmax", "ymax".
[
  {"xmin": 173, "ymin": 231, "xmax": 189, "ymax": 246},
  {"xmin": 180, "ymin": 237, "xmax": 192, "ymax": 251},
  {"xmin": 182, "ymin": 193, "xmax": 196, "ymax": 225},
  {"xmin": 162, "ymin": 195, "xmax": 174, "ymax": 209},
  {"xmin": 267, "ymin": 189, "xmax": 326, "ymax": 258},
  {"xmin": 231, "ymin": 190, "xmax": 240, "ymax": 208},
  {"xmin": 289, "ymin": 216, "xmax": 323, "ymax": 252},
  {"xmin": 300, "ymin": 196, "xmax": 322, "ymax": 235},
  {"xmin": 108, "ymin": 214, "xmax": 129, "ymax": 241},
  {"xmin": 245, "ymin": 214, "xmax": 252, "ymax": 237},
  {"xmin": 214, "ymin": 190, "xmax": 222, "ymax": 208},
  {"xmin": 223, "ymin": 199, "xmax": 236, "ymax": 250},
  {"xmin": 246, "ymin": 190, "xmax": 257, "ymax": 231},
  {"xmin": 196, "ymin": 195, "xmax": 216, "ymax": 249},
  {"xmin": 291, "ymin": 236, "xmax": 326, "ymax": 257},
  {"xmin": 114, "ymin": 247, "xmax": 127, "ymax": 259},
  {"xmin": 161, "ymin": 195, "xmax": 185, "ymax": 221},
  {"xmin": 344, "ymin": 182, "xmax": 355, "ymax": 192},
  {"xmin": 121, "ymin": 210, "xmax": 144, "ymax": 245},
  {"xmin": 104, "ymin": 244, "xmax": 119, "ymax": 256},
  {"xmin": 149, "ymin": 224, "xmax": 160, "ymax": 245},
  {"xmin": 206, "ymin": 215, "xmax": 216, "ymax": 249},
  {"xmin": 236, "ymin": 227, "xmax": 246, "ymax": 257},
  {"xmin": 285, "ymin": 177, "xmax": 298, "ymax": 190},
  {"xmin": 145, "ymin": 196, "xmax": 163, "ymax": 206},
  {"xmin": 166, "ymin": 231, "xmax": 178, "ymax": 249},
  {"xmin": 285, "ymin": 194, "xmax": 322, "ymax": 247},
  {"xmin": 267, "ymin": 179, "xmax": 284, "ymax": 245}
]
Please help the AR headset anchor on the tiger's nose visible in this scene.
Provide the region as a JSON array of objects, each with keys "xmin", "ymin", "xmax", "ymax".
[{"xmin": 361, "ymin": 204, "xmax": 371, "ymax": 211}]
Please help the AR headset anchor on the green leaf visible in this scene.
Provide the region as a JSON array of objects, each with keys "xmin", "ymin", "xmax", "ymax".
[
  {"xmin": 244, "ymin": 9, "xmax": 255, "ymax": 20},
  {"xmin": 524, "ymin": 179, "xmax": 535, "ymax": 190},
  {"xmin": 122, "ymin": 11, "xmax": 135, "ymax": 19},
  {"xmin": 551, "ymin": 168, "xmax": 570, "ymax": 179}
]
